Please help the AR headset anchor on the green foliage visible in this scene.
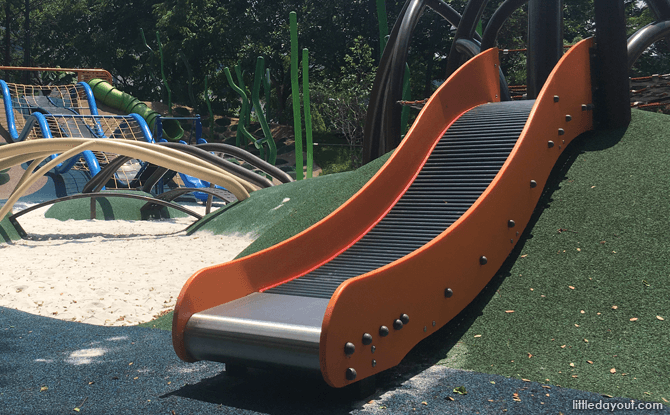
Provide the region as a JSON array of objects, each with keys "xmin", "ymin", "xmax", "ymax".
[
  {"xmin": 310, "ymin": 36, "xmax": 376, "ymax": 168},
  {"xmin": 1, "ymin": 0, "xmax": 665, "ymax": 123}
]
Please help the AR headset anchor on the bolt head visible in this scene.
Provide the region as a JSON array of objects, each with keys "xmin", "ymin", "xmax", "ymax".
[
  {"xmin": 379, "ymin": 326, "xmax": 389, "ymax": 337},
  {"xmin": 530, "ymin": 180, "xmax": 537, "ymax": 188},
  {"xmin": 554, "ymin": 95, "xmax": 560, "ymax": 102},
  {"xmin": 508, "ymin": 220, "xmax": 515, "ymax": 228},
  {"xmin": 444, "ymin": 288, "xmax": 454, "ymax": 298},
  {"xmin": 548, "ymin": 140, "xmax": 555, "ymax": 148},
  {"xmin": 480, "ymin": 256, "xmax": 488, "ymax": 265},
  {"xmin": 400, "ymin": 314, "xmax": 410, "ymax": 324},
  {"xmin": 372, "ymin": 359, "xmax": 377, "ymax": 367},
  {"xmin": 362, "ymin": 333, "xmax": 373, "ymax": 345},
  {"xmin": 393, "ymin": 319, "xmax": 404, "ymax": 330},
  {"xmin": 566, "ymin": 114, "xmax": 572, "ymax": 122},
  {"xmin": 344, "ymin": 342, "xmax": 356, "ymax": 355},
  {"xmin": 346, "ymin": 368, "xmax": 357, "ymax": 381},
  {"xmin": 558, "ymin": 128, "xmax": 565, "ymax": 136},
  {"xmin": 371, "ymin": 345, "xmax": 376, "ymax": 353}
]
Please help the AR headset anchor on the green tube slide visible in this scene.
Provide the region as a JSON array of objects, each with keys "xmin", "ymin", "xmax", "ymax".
[{"xmin": 87, "ymin": 79, "xmax": 184, "ymax": 142}]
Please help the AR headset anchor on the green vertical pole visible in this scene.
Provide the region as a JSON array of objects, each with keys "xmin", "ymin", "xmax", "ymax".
[
  {"xmin": 302, "ymin": 48, "xmax": 313, "ymax": 178},
  {"xmin": 156, "ymin": 31, "xmax": 172, "ymax": 115},
  {"xmin": 290, "ymin": 11, "xmax": 303, "ymax": 180},
  {"xmin": 375, "ymin": 0, "xmax": 389, "ymax": 53},
  {"xmin": 252, "ymin": 56, "xmax": 276, "ymax": 165},
  {"xmin": 204, "ymin": 75, "xmax": 214, "ymax": 140},
  {"xmin": 401, "ymin": 63, "xmax": 411, "ymax": 136},
  {"xmin": 224, "ymin": 67, "xmax": 248, "ymax": 148},
  {"xmin": 264, "ymin": 68, "xmax": 271, "ymax": 123},
  {"xmin": 234, "ymin": 65, "xmax": 249, "ymax": 129}
]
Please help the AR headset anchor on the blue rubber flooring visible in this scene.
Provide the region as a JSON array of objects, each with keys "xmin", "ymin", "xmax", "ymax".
[{"xmin": 2, "ymin": 306, "xmax": 664, "ymax": 415}]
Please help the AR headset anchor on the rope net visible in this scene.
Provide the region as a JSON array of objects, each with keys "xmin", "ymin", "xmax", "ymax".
[
  {"xmin": 22, "ymin": 114, "xmax": 152, "ymax": 189},
  {"xmin": 0, "ymin": 83, "xmax": 93, "ymax": 141}
]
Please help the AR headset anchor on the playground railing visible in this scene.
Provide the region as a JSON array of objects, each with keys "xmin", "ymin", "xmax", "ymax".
[
  {"xmin": 0, "ymin": 66, "xmax": 113, "ymax": 85},
  {"xmin": 19, "ymin": 113, "xmax": 155, "ymax": 189},
  {"xmin": 0, "ymin": 81, "xmax": 98, "ymax": 142}
]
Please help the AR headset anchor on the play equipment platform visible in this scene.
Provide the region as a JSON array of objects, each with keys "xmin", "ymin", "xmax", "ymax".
[{"xmin": 172, "ymin": 39, "xmax": 595, "ymax": 388}]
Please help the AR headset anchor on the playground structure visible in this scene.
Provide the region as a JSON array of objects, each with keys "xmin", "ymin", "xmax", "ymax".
[
  {"xmin": 169, "ymin": 0, "xmax": 666, "ymax": 390},
  {"xmin": 0, "ymin": 66, "xmax": 296, "ymax": 224}
]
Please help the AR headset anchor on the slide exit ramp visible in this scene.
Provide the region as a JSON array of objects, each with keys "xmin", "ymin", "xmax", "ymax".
[{"xmin": 173, "ymin": 39, "xmax": 595, "ymax": 388}]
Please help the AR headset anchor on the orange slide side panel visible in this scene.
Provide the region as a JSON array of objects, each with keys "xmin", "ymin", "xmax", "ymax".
[
  {"xmin": 320, "ymin": 38, "xmax": 595, "ymax": 388},
  {"xmin": 172, "ymin": 49, "xmax": 502, "ymax": 362}
]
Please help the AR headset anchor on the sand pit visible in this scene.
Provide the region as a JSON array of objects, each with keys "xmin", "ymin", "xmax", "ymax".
[{"xmin": 0, "ymin": 202, "xmax": 255, "ymax": 326}]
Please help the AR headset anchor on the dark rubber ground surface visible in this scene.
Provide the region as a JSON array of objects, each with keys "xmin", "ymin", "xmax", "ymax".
[{"xmin": 3, "ymin": 306, "xmax": 664, "ymax": 414}]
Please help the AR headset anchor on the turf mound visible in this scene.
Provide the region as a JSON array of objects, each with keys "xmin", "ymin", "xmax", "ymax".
[
  {"xmin": 434, "ymin": 109, "xmax": 669, "ymax": 403},
  {"xmin": 0, "ymin": 214, "xmax": 21, "ymax": 243},
  {"xmin": 187, "ymin": 151, "xmax": 393, "ymax": 258},
  {"xmin": 144, "ymin": 110, "xmax": 668, "ymax": 404},
  {"xmin": 44, "ymin": 191, "xmax": 189, "ymax": 221}
]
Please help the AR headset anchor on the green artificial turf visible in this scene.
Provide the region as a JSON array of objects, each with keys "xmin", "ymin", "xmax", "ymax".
[
  {"xmin": 141, "ymin": 110, "xmax": 669, "ymax": 404},
  {"xmin": 186, "ymin": 151, "xmax": 392, "ymax": 258},
  {"xmin": 44, "ymin": 190, "xmax": 189, "ymax": 221},
  {"xmin": 435, "ymin": 109, "xmax": 669, "ymax": 403},
  {"xmin": 0, "ymin": 214, "xmax": 21, "ymax": 243}
]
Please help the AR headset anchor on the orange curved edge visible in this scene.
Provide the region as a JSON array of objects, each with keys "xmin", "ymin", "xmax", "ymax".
[
  {"xmin": 172, "ymin": 49, "xmax": 502, "ymax": 362},
  {"xmin": 320, "ymin": 38, "xmax": 595, "ymax": 388}
]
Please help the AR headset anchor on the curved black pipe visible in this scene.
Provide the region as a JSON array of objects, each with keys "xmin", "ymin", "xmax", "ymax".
[
  {"xmin": 363, "ymin": 0, "xmax": 427, "ymax": 162},
  {"xmin": 481, "ymin": 0, "xmax": 529, "ymax": 51},
  {"xmin": 647, "ymin": 0, "xmax": 670, "ymax": 21},
  {"xmin": 82, "ymin": 155, "xmax": 133, "ymax": 193},
  {"xmin": 425, "ymin": 0, "xmax": 481, "ymax": 41},
  {"xmin": 627, "ymin": 20, "xmax": 670, "ymax": 69},
  {"xmin": 157, "ymin": 142, "xmax": 275, "ymax": 189},
  {"xmin": 452, "ymin": 38, "xmax": 511, "ymax": 101},
  {"xmin": 453, "ymin": 38, "xmax": 481, "ymax": 57},
  {"xmin": 194, "ymin": 143, "xmax": 293, "ymax": 184},
  {"xmin": 83, "ymin": 142, "xmax": 277, "ymax": 194},
  {"xmin": 445, "ymin": 0, "xmax": 490, "ymax": 76},
  {"xmin": 8, "ymin": 192, "xmax": 203, "ymax": 238}
]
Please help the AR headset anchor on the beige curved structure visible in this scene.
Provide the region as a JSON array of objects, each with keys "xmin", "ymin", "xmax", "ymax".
[{"xmin": 0, "ymin": 138, "xmax": 256, "ymax": 221}]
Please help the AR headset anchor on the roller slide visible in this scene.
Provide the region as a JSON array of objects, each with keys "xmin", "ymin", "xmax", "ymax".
[{"xmin": 173, "ymin": 39, "xmax": 596, "ymax": 388}]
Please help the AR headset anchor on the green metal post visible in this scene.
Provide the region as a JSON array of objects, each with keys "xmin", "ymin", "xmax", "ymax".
[
  {"xmin": 290, "ymin": 11, "xmax": 303, "ymax": 180},
  {"xmin": 139, "ymin": 28, "xmax": 161, "ymax": 87},
  {"xmin": 204, "ymin": 76, "xmax": 214, "ymax": 140},
  {"xmin": 156, "ymin": 31, "xmax": 172, "ymax": 115},
  {"xmin": 234, "ymin": 65, "xmax": 250, "ymax": 129},
  {"xmin": 302, "ymin": 48, "xmax": 313, "ymax": 178},
  {"xmin": 376, "ymin": 0, "xmax": 389, "ymax": 53},
  {"xmin": 224, "ymin": 67, "xmax": 248, "ymax": 148},
  {"xmin": 401, "ymin": 63, "xmax": 411, "ymax": 136},
  {"xmin": 224, "ymin": 67, "xmax": 266, "ymax": 159},
  {"xmin": 264, "ymin": 68, "xmax": 271, "ymax": 122},
  {"xmin": 179, "ymin": 51, "xmax": 197, "ymax": 113},
  {"xmin": 252, "ymin": 56, "xmax": 276, "ymax": 165}
]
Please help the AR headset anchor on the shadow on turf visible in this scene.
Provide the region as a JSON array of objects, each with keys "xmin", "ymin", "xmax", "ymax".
[{"xmin": 163, "ymin": 128, "xmax": 628, "ymax": 413}]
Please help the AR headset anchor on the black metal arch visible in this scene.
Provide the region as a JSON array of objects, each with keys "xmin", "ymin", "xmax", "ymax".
[
  {"xmin": 628, "ymin": 20, "xmax": 670, "ymax": 69},
  {"xmin": 363, "ymin": 0, "xmax": 516, "ymax": 163}
]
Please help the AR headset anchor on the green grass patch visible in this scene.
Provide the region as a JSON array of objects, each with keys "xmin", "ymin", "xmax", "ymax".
[
  {"xmin": 436, "ymin": 109, "xmax": 669, "ymax": 403},
  {"xmin": 44, "ymin": 191, "xmax": 189, "ymax": 221},
  {"xmin": 0, "ymin": 213, "xmax": 22, "ymax": 243},
  {"xmin": 312, "ymin": 132, "xmax": 360, "ymax": 175}
]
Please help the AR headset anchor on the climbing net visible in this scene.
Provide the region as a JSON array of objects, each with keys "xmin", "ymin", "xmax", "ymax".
[
  {"xmin": 0, "ymin": 83, "xmax": 93, "ymax": 140},
  {"xmin": 21, "ymin": 114, "xmax": 153, "ymax": 188}
]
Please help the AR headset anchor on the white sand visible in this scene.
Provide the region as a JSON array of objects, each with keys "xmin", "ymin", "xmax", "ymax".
[{"xmin": 0, "ymin": 202, "xmax": 255, "ymax": 326}]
